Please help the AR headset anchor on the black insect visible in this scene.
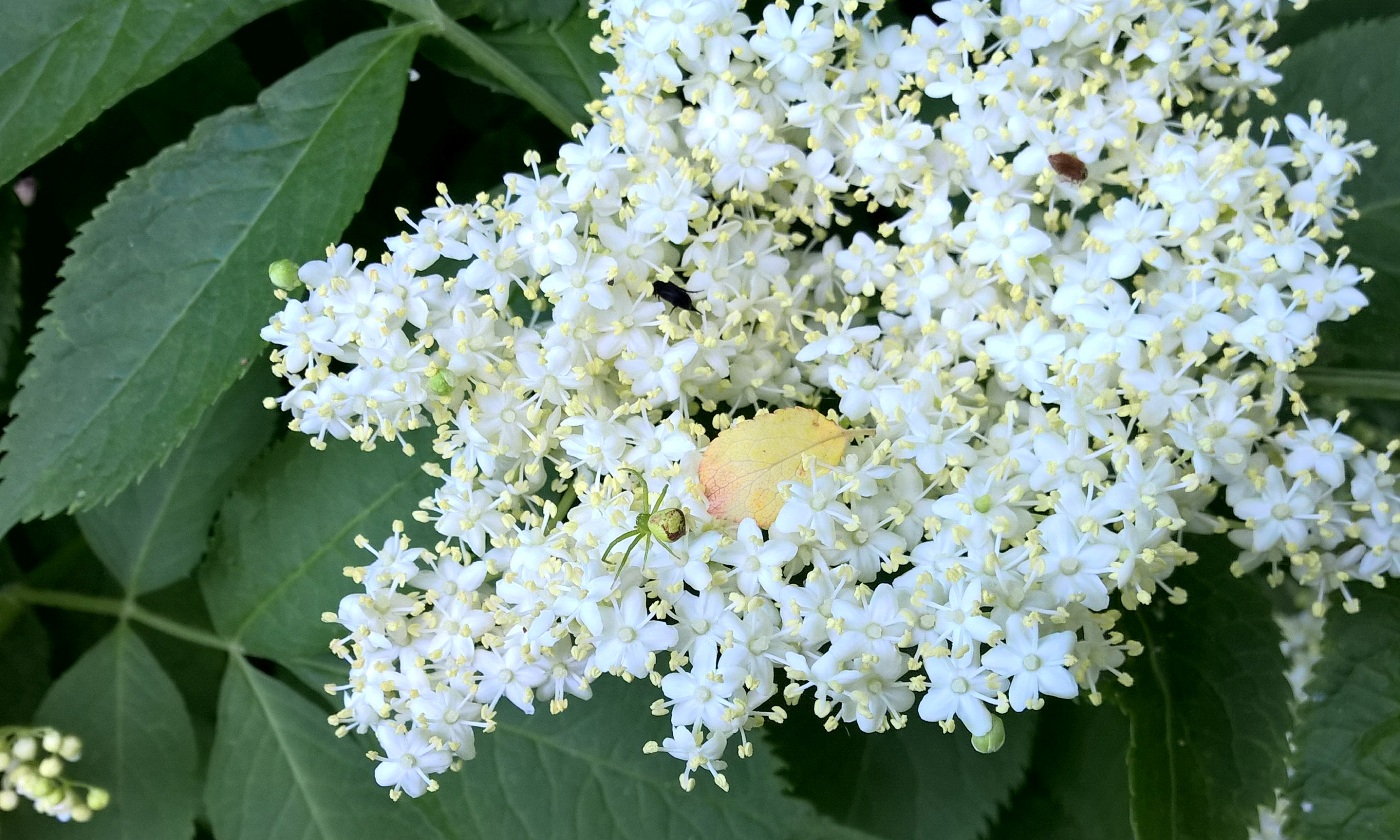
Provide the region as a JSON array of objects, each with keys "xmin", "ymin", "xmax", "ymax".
[{"xmin": 652, "ymin": 280, "xmax": 697, "ymax": 312}]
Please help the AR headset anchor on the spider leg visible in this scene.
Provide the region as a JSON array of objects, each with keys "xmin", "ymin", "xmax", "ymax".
[
  {"xmin": 602, "ymin": 528, "xmax": 641, "ymax": 566},
  {"xmin": 611, "ymin": 533, "xmax": 645, "ymax": 584},
  {"xmin": 651, "ymin": 482, "xmax": 669, "ymax": 514}
]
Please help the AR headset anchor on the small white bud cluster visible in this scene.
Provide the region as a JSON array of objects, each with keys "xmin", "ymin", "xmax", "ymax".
[
  {"xmin": 261, "ymin": 0, "xmax": 1391, "ymax": 797},
  {"xmin": 0, "ymin": 726, "xmax": 109, "ymax": 822}
]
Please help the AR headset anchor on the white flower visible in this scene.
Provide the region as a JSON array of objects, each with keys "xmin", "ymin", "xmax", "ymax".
[
  {"xmin": 594, "ymin": 590, "xmax": 680, "ymax": 678},
  {"xmin": 918, "ymin": 653, "xmax": 999, "ymax": 736},
  {"xmin": 981, "ymin": 623, "xmax": 1079, "ymax": 711},
  {"xmin": 260, "ymin": 0, "xmax": 1388, "ymax": 796},
  {"xmin": 372, "ymin": 726, "xmax": 453, "ymax": 798}
]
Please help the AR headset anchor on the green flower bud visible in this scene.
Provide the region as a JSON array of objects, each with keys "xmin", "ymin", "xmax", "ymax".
[
  {"xmin": 648, "ymin": 507, "xmax": 687, "ymax": 542},
  {"xmin": 428, "ymin": 371, "xmax": 455, "ymax": 396},
  {"xmin": 970, "ymin": 715, "xmax": 1005, "ymax": 754},
  {"xmin": 268, "ymin": 259, "xmax": 302, "ymax": 291},
  {"xmin": 86, "ymin": 786, "xmax": 111, "ymax": 811}
]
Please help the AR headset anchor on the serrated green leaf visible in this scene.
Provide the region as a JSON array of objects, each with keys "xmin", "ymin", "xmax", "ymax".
[
  {"xmin": 419, "ymin": 678, "xmax": 876, "ymax": 840},
  {"xmin": 1258, "ymin": 19, "xmax": 1400, "ymax": 370},
  {"xmin": 0, "ymin": 25, "xmax": 423, "ymax": 534},
  {"xmin": 204, "ymin": 656, "xmax": 444, "ymax": 840},
  {"xmin": 199, "ymin": 435, "xmax": 438, "ymax": 660},
  {"xmin": 0, "ymin": 0, "xmax": 298, "ymax": 184},
  {"xmin": 75, "ymin": 366, "xmax": 277, "ymax": 596},
  {"xmin": 1118, "ymin": 544, "xmax": 1292, "ymax": 840},
  {"xmin": 770, "ymin": 698, "xmax": 1035, "ymax": 840},
  {"xmin": 5, "ymin": 624, "xmax": 197, "ymax": 840},
  {"xmin": 422, "ymin": 5, "xmax": 608, "ymax": 125},
  {"xmin": 987, "ymin": 701, "xmax": 1133, "ymax": 840},
  {"xmin": 1287, "ymin": 589, "xmax": 1400, "ymax": 840}
]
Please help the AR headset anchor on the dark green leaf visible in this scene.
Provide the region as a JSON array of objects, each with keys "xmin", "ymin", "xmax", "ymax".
[
  {"xmin": 0, "ymin": 0, "xmax": 297, "ymax": 184},
  {"xmin": 199, "ymin": 434, "xmax": 438, "ymax": 660},
  {"xmin": 0, "ymin": 191, "xmax": 21, "ymax": 389},
  {"xmin": 770, "ymin": 696, "xmax": 1035, "ymax": 840},
  {"xmin": 422, "ymin": 5, "xmax": 609, "ymax": 124},
  {"xmin": 0, "ymin": 25, "xmax": 423, "ymax": 532},
  {"xmin": 421, "ymin": 678, "xmax": 875, "ymax": 840},
  {"xmin": 6, "ymin": 624, "xmax": 197, "ymax": 840},
  {"xmin": 204, "ymin": 657, "xmax": 444, "ymax": 840},
  {"xmin": 75, "ymin": 366, "xmax": 277, "ymax": 596},
  {"xmin": 987, "ymin": 701, "xmax": 1133, "ymax": 840},
  {"xmin": 18, "ymin": 527, "xmax": 124, "ymax": 675},
  {"xmin": 1274, "ymin": 1, "xmax": 1399, "ymax": 47},
  {"xmin": 0, "ymin": 606, "xmax": 50, "ymax": 722},
  {"xmin": 1257, "ymin": 19, "xmax": 1400, "ymax": 370},
  {"xmin": 1118, "ymin": 543, "xmax": 1292, "ymax": 840},
  {"xmin": 1288, "ymin": 588, "xmax": 1400, "ymax": 840},
  {"xmin": 135, "ymin": 577, "xmax": 231, "ymax": 793}
]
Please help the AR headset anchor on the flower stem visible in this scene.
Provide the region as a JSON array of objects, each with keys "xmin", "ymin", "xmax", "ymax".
[
  {"xmin": 1300, "ymin": 367, "xmax": 1400, "ymax": 402},
  {"xmin": 384, "ymin": 0, "xmax": 578, "ymax": 135},
  {"xmin": 546, "ymin": 484, "xmax": 579, "ymax": 532},
  {"xmin": 4, "ymin": 586, "xmax": 241, "ymax": 655}
]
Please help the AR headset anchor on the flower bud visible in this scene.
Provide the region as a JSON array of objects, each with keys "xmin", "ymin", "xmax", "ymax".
[
  {"xmin": 41, "ymin": 730, "xmax": 62, "ymax": 753},
  {"xmin": 428, "ymin": 371, "xmax": 454, "ymax": 397},
  {"xmin": 86, "ymin": 786, "xmax": 111, "ymax": 811},
  {"xmin": 12, "ymin": 736, "xmax": 36, "ymax": 761},
  {"xmin": 268, "ymin": 259, "xmax": 303, "ymax": 292},
  {"xmin": 970, "ymin": 715, "xmax": 1005, "ymax": 754},
  {"xmin": 59, "ymin": 735, "xmax": 82, "ymax": 761}
]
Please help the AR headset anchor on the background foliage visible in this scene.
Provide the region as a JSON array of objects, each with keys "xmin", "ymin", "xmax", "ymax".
[{"xmin": 0, "ymin": 1, "xmax": 1397, "ymax": 838}]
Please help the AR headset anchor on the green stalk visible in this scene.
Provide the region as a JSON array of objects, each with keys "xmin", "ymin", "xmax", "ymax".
[
  {"xmin": 1299, "ymin": 367, "xmax": 1400, "ymax": 402},
  {"xmin": 380, "ymin": 0, "xmax": 578, "ymax": 135},
  {"xmin": 5, "ymin": 586, "xmax": 241, "ymax": 655}
]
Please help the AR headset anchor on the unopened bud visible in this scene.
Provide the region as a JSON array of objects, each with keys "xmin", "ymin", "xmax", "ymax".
[
  {"xmin": 268, "ymin": 259, "xmax": 302, "ymax": 291},
  {"xmin": 12, "ymin": 736, "xmax": 36, "ymax": 761},
  {"xmin": 428, "ymin": 371, "xmax": 454, "ymax": 396},
  {"xmin": 86, "ymin": 787, "xmax": 111, "ymax": 811},
  {"xmin": 41, "ymin": 730, "xmax": 62, "ymax": 753},
  {"xmin": 970, "ymin": 716, "xmax": 1005, "ymax": 754}
]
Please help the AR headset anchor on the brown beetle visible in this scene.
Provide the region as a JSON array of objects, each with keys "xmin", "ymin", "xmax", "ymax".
[{"xmin": 1048, "ymin": 152, "xmax": 1088, "ymax": 184}]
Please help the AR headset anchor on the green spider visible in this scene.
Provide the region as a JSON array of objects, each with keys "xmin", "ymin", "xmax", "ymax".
[{"xmin": 601, "ymin": 468, "xmax": 688, "ymax": 579}]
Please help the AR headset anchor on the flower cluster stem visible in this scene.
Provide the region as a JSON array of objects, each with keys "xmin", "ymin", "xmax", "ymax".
[
  {"xmin": 373, "ymin": 0, "xmax": 578, "ymax": 135},
  {"xmin": 1301, "ymin": 367, "xmax": 1400, "ymax": 402}
]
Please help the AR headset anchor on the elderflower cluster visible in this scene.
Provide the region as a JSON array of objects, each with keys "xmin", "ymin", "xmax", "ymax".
[
  {"xmin": 261, "ymin": 0, "xmax": 1391, "ymax": 797},
  {"xmin": 0, "ymin": 726, "xmax": 109, "ymax": 821}
]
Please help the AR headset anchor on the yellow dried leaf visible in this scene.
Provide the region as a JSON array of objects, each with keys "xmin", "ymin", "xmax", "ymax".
[{"xmin": 699, "ymin": 407, "xmax": 851, "ymax": 528}]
